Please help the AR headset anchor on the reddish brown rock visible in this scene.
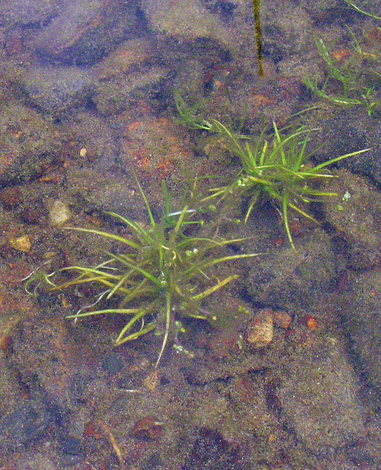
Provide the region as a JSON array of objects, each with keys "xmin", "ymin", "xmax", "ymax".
[{"xmin": 119, "ymin": 117, "xmax": 195, "ymax": 187}]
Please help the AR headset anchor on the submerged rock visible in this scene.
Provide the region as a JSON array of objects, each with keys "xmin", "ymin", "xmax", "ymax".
[
  {"xmin": 91, "ymin": 38, "xmax": 153, "ymax": 82},
  {"xmin": 245, "ymin": 309, "xmax": 273, "ymax": 349},
  {"xmin": 261, "ymin": 3, "xmax": 314, "ymax": 61},
  {"xmin": 21, "ymin": 66, "xmax": 93, "ymax": 115},
  {"xmin": 90, "ymin": 37, "xmax": 169, "ymax": 115},
  {"xmin": 140, "ymin": 0, "xmax": 233, "ymax": 50},
  {"xmin": 182, "ymin": 427, "xmax": 242, "ymax": 470},
  {"xmin": 0, "ymin": 0, "xmax": 59, "ymax": 26},
  {"xmin": 0, "ymin": 103, "xmax": 62, "ymax": 183},
  {"xmin": 35, "ymin": 0, "xmax": 137, "ymax": 65},
  {"xmin": 93, "ymin": 65, "xmax": 169, "ymax": 116},
  {"xmin": 322, "ymin": 169, "xmax": 381, "ymax": 270},
  {"xmin": 119, "ymin": 116, "xmax": 195, "ymax": 191},
  {"xmin": 61, "ymin": 111, "xmax": 119, "ymax": 168},
  {"xmin": 48, "ymin": 199, "xmax": 71, "ymax": 226},
  {"xmin": 338, "ymin": 269, "xmax": 381, "ymax": 391},
  {"xmin": 0, "ymin": 400, "xmax": 51, "ymax": 451},
  {"xmin": 277, "ymin": 335, "xmax": 365, "ymax": 453},
  {"xmin": 246, "ymin": 228, "xmax": 337, "ymax": 309},
  {"xmin": 0, "ymin": 358, "xmax": 23, "ymax": 416}
]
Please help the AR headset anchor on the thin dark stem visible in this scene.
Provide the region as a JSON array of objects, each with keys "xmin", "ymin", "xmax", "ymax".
[{"xmin": 253, "ymin": 0, "xmax": 263, "ymax": 77}]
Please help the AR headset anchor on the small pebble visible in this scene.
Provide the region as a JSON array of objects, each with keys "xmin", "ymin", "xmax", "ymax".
[
  {"xmin": 272, "ymin": 310, "xmax": 292, "ymax": 329},
  {"xmin": 246, "ymin": 309, "xmax": 273, "ymax": 349},
  {"xmin": 306, "ymin": 315, "xmax": 318, "ymax": 331},
  {"xmin": 9, "ymin": 235, "xmax": 31, "ymax": 252},
  {"xmin": 49, "ymin": 200, "xmax": 71, "ymax": 226}
]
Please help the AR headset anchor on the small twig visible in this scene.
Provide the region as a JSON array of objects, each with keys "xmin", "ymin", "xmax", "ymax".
[{"xmin": 97, "ymin": 420, "xmax": 126, "ymax": 470}]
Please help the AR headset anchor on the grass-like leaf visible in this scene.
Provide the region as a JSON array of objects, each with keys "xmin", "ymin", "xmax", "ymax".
[
  {"xmin": 190, "ymin": 116, "xmax": 369, "ymax": 249},
  {"xmin": 53, "ymin": 179, "xmax": 257, "ymax": 368}
]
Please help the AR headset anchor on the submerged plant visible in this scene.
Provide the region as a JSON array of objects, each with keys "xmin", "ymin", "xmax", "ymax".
[
  {"xmin": 304, "ymin": 33, "xmax": 381, "ymax": 115},
  {"xmin": 51, "ymin": 180, "xmax": 258, "ymax": 368},
  {"xmin": 344, "ymin": 0, "xmax": 381, "ymax": 19},
  {"xmin": 175, "ymin": 95, "xmax": 369, "ymax": 249},
  {"xmin": 207, "ymin": 122, "xmax": 370, "ymax": 249}
]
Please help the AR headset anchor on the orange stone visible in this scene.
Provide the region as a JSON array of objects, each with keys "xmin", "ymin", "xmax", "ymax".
[{"xmin": 306, "ymin": 315, "xmax": 318, "ymax": 331}]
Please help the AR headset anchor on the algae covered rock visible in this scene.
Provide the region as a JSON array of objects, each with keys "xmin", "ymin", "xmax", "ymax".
[
  {"xmin": 119, "ymin": 116, "xmax": 195, "ymax": 191},
  {"xmin": 0, "ymin": 103, "xmax": 62, "ymax": 183},
  {"xmin": 60, "ymin": 111, "xmax": 118, "ymax": 169},
  {"xmin": 338, "ymin": 269, "xmax": 381, "ymax": 390},
  {"xmin": 261, "ymin": 3, "xmax": 313, "ymax": 60},
  {"xmin": 93, "ymin": 65, "xmax": 169, "ymax": 116},
  {"xmin": 0, "ymin": 0, "xmax": 59, "ymax": 26},
  {"xmin": 35, "ymin": 0, "xmax": 137, "ymax": 65},
  {"xmin": 245, "ymin": 228, "xmax": 337, "ymax": 309},
  {"xmin": 322, "ymin": 169, "xmax": 381, "ymax": 270},
  {"xmin": 91, "ymin": 37, "xmax": 167, "ymax": 116},
  {"xmin": 21, "ymin": 66, "xmax": 93, "ymax": 115},
  {"xmin": 140, "ymin": 0, "xmax": 233, "ymax": 50},
  {"xmin": 277, "ymin": 335, "xmax": 365, "ymax": 453}
]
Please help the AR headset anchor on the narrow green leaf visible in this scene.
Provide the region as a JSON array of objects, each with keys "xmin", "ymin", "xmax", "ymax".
[
  {"xmin": 313, "ymin": 148, "xmax": 370, "ymax": 171},
  {"xmin": 115, "ymin": 322, "xmax": 156, "ymax": 345},
  {"xmin": 282, "ymin": 195, "xmax": 295, "ymax": 251},
  {"xmin": 192, "ymin": 274, "xmax": 239, "ymax": 300},
  {"xmin": 115, "ymin": 308, "xmax": 152, "ymax": 344},
  {"xmin": 67, "ymin": 308, "xmax": 142, "ymax": 319},
  {"xmin": 63, "ymin": 226, "xmax": 141, "ymax": 250},
  {"xmin": 155, "ymin": 291, "xmax": 172, "ymax": 368}
]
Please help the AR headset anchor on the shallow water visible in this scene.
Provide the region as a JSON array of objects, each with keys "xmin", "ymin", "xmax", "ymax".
[{"xmin": 0, "ymin": 1, "xmax": 381, "ymax": 469}]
